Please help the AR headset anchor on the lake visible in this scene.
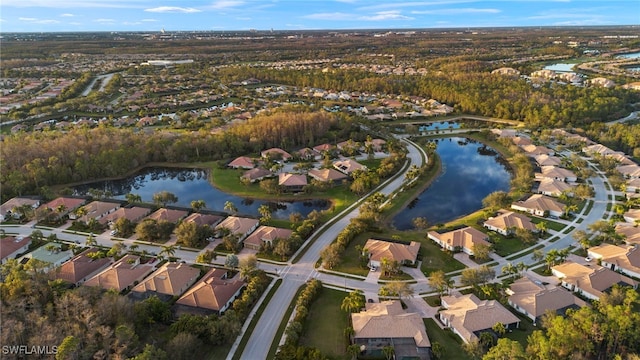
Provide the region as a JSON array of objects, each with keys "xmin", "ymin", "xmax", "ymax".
[
  {"xmin": 418, "ymin": 121, "xmax": 461, "ymax": 132},
  {"xmin": 72, "ymin": 167, "xmax": 330, "ymax": 219},
  {"xmin": 617, "ymin": 52, "xmax": 640, "ymax": 59},
  {"xmin": 392, "ymin": 137, "xmax": 511, "ymax": 230},
  {"xmin": 544, "ymin": 63, "xmax": 577, "ymax": 72}
]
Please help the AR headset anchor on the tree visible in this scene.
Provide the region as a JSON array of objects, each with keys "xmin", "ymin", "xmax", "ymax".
[
  {"xmin": 125, "ymin": 193, "xmax": 142, "ymax": 204},
  {"xmin": 482, "ymin": 191, "xmax": 510, "ymax": 210},
  {"xmin": 428, "ymin": 270, "xmax": 452, "ymax": 296},
  {"xmin": 532, "ymin": 248, "xmax": 544, "ymax": 262},
  {"xmin": 258, "ymin": 204, "xmax": 272, "ymax": 224},
  {"xmin": 515, "ymin": 227, "xmax": 537, "ymax": 245},
  {"xmin": 273, "ymin": 238, "xmax": 291, "ymax": 261},
  {"xmin": 382, "ymin": 345, "xmax": 395, "ymax": 360},
  {"xmin": 152, "ymin": 191, "xmax": 178, "ymax": 207},
  {"xmin": 412, "ymin": 216, "xmax": 429, "ymax": 230},
  {"xmin": 573, "ymin": 229, "xmax": 592, "ymax": 252},
  {"xmin": 381, "ymin": 281, "xmax": 414, "ymax": 301},
  {"xmin": 341, "ymin": 289, "xmax": 365, "ymax": 317},
  {"xmin": 346, "ymin": 344, "xmax": 360, "ymax": 360},
  {"xmin": 159, "ymin": 244, "xmax": 176, "ymax": 259},
  {"xmin": 492, "ymin": 322, "xmax": 506, "ymax": 337},
  {"xmin": 224, "ymin": 201, "xmax": 238, "ymax": 214},
  {"xmin": 535, "ymin": 221, "xmax": 548, "ymax": 235},
  {"xmin": 463, "ymin": 340, "xmax": 484, "ymax": 360},
  {"xmin": 472, "ymin": 243, "xmax": 492, "ymax": 262},
  {"xmin": 131, "ymin": 344, "xmax": 168, "ymax": 360},
  {"xmin": 225, "ymin": 254, "xmax": 239, "ymax": 269},
  {"xmin": 239, "ymin": 254, "xmax": 258, "ymax": 280},
  {"xmin": 196, "ymin": 250, "xmax": 217, "ymax": 264},
  {"xmin": 320, "ymin": 244, "xmax": 341, "ymax": 269},
  {"xmin": 85, "ymin": 233, "xmax": 97, "ymax": 246},
  {"xmin": 56, "ymin": 335, "xmax": 80, "ymax": 360},
  {"xmin": 483, "ymin": 338, "xmax": 526, "ymax": 360},
  {"xmin": 190, "ymin": 199, "xmax": 206, "ymax": 213}
]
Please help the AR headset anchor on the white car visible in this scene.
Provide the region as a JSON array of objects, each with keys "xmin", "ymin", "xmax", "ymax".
[
  {"xmin": 110, "ymin": 230, "xmax": 118, "ymax": 236},
  {"xmin": 585, "ymin": 256, "xmax": 592, "ymax": 262}
]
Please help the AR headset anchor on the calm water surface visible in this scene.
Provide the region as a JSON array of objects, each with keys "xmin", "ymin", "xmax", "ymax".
[
  {"xmin": 73, "ymin": 167, "xmax": 329, "ymax": 219},
  {"xmin": 392, "ymin": 137, "xmax": 511, "ymax": 230}
]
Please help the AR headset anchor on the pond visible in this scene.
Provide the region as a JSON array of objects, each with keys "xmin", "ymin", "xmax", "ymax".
[
  {"xmin": 543, "ymin": 63, "xmax": 577, "ymax": 72},
  {"xmin": 72, "ymin": 167, "xmax": 330, "ymax": 219},
  {"xmin": 392, "ymin": 137, "xmax": 511, "ymax": 230},
  {"xmin": 617, "ymin": 52, "xmax": 640, "ymax": 59},
  {"xmin": 418, "ymin": 121, "xmax": 461, "ymax": 132}
]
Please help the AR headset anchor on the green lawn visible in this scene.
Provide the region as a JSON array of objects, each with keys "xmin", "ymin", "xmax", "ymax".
[
  {"xmin": 423, "ymin": 318, "xmax": 470, "ymax": 360},
  {"xmin": 489, "ymin": 232, "xmax": 531, "ymax": 257},
  {"xmin": 529, "ymin": 217, "xmax": 566, "ymax": 232},
  {"xmin": 299, "ymin": 287, "xmax": 349, "ymax": 359},
  {"xmin": 504, "ymin": 313, "xmax": 536, "ymax": 348}
]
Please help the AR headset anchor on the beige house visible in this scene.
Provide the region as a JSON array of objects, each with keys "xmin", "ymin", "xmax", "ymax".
[
  {"xmin": 536, "ymin": 178, "xmax": 573, "ymax": 197},
  {"xmin": 261, "ymin": 147, "xmax": 292, "ymax": 161},
  {"xmin": 511, "ymin": 194, "xmax": 566, "ymax": 218},
  {"xmin": 333, "ymin": 158, "xmax": 367, "ymax": 175},
  {"xmin": 145, "ymin": 208, "xmax": 189, "ymax": 223},
  {"xmin": 506, "ymin": 277, "xmax": 585, "ymax": 324},
  {"xmin": 536, "ymin": 166, "xmax": 577, "ymax": 182},
  {"xmin": 99, "ymin": 206, "xmax": 151, "ymax": 226},
  {"xmin": 587, "ymin": 244, "xmax": 640, "ymax": 279},
  {"xmin": 522, "ymin": 145, "xmax": 554, "ymax": 157},
  {"xmin": 278, "ymin": 173, "xmax": 307, "ymax": 192},
  {"xmin": 243, "ymin": 226, "xmax": 292, "ymax": 250},
  {"xmin": 215, "ymin": 216, "xmax": 260, "ymax": 242},
  {"xmin": 241, "ymin": 168, "xmax": 273, "ymax": 183},
  {"xmin": 39, "ymin": 197, "xmax": 86, "ymax": 218},
  {"xmin": 363, "ymin": 239, "xmax": 420, "ymax": 268},
  {"xmin": 440, "ymin": 293, "xmax": 520, "ymax": 344},
  {"xmin": 626, "ymin": 178, "xmax": 640, "ymax": 193},
  {"xmin": 130, "ymin": 262, "xmax": 201, "ymax": 301},
  {"xmin": 0, "ymin": 197, "xmax": 40, "ymax": 222},
  {"xmin": 72, "ymin": 200, "xmax": 121, "ymax": 223},
  {"xmin": 228, "ymin": 156, "xmax": 255, "ymax": 169},
  {"xmin": 551, "ymin": 261, "xmax": 638, "ymax": 301},
  {"xmin": 623, "ymin": 209, "xmax": 640, "ymax": 224},
  {"xmin": 618, "ymin": 164, "xmax": 640, "ymax": 179},
  {"xmin": 183, "ymin": 213, "xmax": 223, "ymax": 227},
  {"xmin": 582, "ymin": 144, "xmax": 616, "ymax": 157},
  {"xmin": 534, "ymin": 154, "xmax": 562, "ymax": 167},
  {"xmin": 483, "ymin": 210, "xmax": 537, "ymax": 236},
  {"xmin": 84, "ymin": 255, "xmax": 156, "ymax": 293},
  {"xmin": 512, "ymin": 136, "xmax": 533, "ymax": 147},
  {"xmin": 615, "ymin": 222, "xmax": 640, "ymax": 245},
  {"xmin": 0, "ymin": 236, "xmax": 32, "ymax": 264},
  {"xmin": 174, "ymin": 268, "xmax": 245, "ymax": 315},
  {"xmin": 54, "ymin": 248, "xmax": 112, "ymax": 286},
  {"xmin": 351, "ymin": 301, "xmax": 430, "ymax": 360},
  {"xmin": 308, "ymin": 168, "xmax": 348, "ymax": 184},
  {"xmin": 427, "ymin": 227, "xmax": 490, "ymax": 255}
]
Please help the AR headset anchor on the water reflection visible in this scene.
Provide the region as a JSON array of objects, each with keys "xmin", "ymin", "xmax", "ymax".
[
  {"xmin": 392, "ymin": 137, "xmax": 511, "ymax": 230},
  {"xmin": 73, "ymin": 167, "xmax": 330, "ymax": 219}
]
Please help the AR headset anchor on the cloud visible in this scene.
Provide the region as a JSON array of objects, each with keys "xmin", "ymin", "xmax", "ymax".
[
  {"xmin": 236, "ymin": 17, "xmax": 251, "ymax": 20},
  {"xmin": 304, "ymin": 12, "xmax": 353, "ymax": 20},
  {"xmin": 145, "ymin": 6, "xmax": 201, "ymax": 13},
  {"xmin": 141, "ymin": 18, "xmax": 159, "ymax": 22},
  {"xmin": 19, "ymin": 17, "xmax": 61, "ymax": 24},
  {"xmin": 95, "ymin": 18, "xmax": 116, "ymax": 23},
  {"xmin": 209, "ymin": 0, "xmax": 245, "ymax": 9},
  {"xmin": 60, "ymin": 13, "xmax": 74, "ymax": 17},
  {"xmin": 306, "ymin": 10, "xmax": 413, "ymax": 21},
  {"xmin": 361, "ymin": 10, "xmax": 414, "ymax": 21},
  {"xmin": 412, "ymin": 8, "xmax": 501, "ymax": 15},
  {"xmin": 19, "ymin": 17, "xmax": 37, "ymax": 21},
  {"xmin": 358, "ymin": 1, "xmax": 473, "ymax": 11},
  {"xmin": 2, "ymin": 0, "xmax": 143, "ymax": 9}
]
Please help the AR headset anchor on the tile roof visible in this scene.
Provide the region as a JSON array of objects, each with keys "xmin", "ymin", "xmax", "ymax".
[
  {"xmin": 241, "ymin": 167, "xmax": 273, "ymax": 181},
  {"xmin": 308, "ymin": 168, "xmax": 348, "ymax": 182},
  {"xmin": 215, "ymin": 216, "xmax": 259, "ymax": 236},
  {"xmin": 539, "ymin": 166, "xmax": 576, "ymax": 180},
  {"xmin": 130, "ymin": 262, "xmax": 200, "ymax": 297},
  {"xmin": 175, "ymin": 268, "xmax": 245, "ymax": 312},
  {"xmin": 352, "ymin": 300, "xmax": 430, "ymax": 347},
  {"xmin": 552, "ymin": 261, "xmax": 637, "ymax": 299},
  {"xmin": 512, "ymin": 194, "xmax": 565, "ymax": 213},
  {"xmin": 228, "ymin": 156, "xmax": 255, "ymax": 169},
  {"xmin": 484, "ymin": 210, "xmax": 537, "ymax": 232},
  {"xmin": 615, "ymin": 223, "xmax": 640, "ymax": 245},
  {"xmin": 183, "ymin": 213, "xmax": 224, "ymax": 226},
  {"xmin": 243, "ymin": 226, "xmax": 292, "ymax": 248},
  {"xmin": 507, "ymin": 277, "xmax": 584, "ymax": 319},
  {"xmin": 333, "ymin": 158, "xmax": 366, "ymax": 174},
  {"xmin": 1, "ymin": 197, "xmax": 40, "ymax": 218},
  {"xmin": 83, "ymin": 255, "xmax": 155, "ymax": 292},
  {"xmin": 536, "ymin": 178, "xmax": 573, "ymax": 196},
  {"xmin": 55, "ymin": 248, "xmax": 112, "ymax": 284},
  {"xmin": 99, "ymin": 206, "xmax": 151, "ymax": 224},
  {"xmin": 428, "ymin": 227, "xmax": 489, "ymax": 252},
  {"xmin": 588, "ymin": 244, "xmax": 640, "ymax": 273},
  {"xmin": 0, "ymin": 236, "xmax": 32, "ymax": 261},
  {"xmin": 40, "ymin": 197, "xmax": 86, "ymax": 212},
  {"xmin": 146, "ymin": 208, "xmax": 189, "ymax": 223},
  {"xmin": 278, "ymin": 173, "xmax": 308, "ymax": 187},
  {"xmin": 260, "ymin": 148, "xmax": 292, "ymax": 160},
  {"xmin": 364, "ymin": 239, "xmax": 420, "ymax": 264}
]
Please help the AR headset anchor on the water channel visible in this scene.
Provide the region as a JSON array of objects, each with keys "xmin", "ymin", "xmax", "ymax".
[
  {"xmin": 72, "ymin": 167, "xmax": 330, "ymax": 219},
  {"xmin": 392, "ymin": 137, "xmax": 511, "ymax": 230}
]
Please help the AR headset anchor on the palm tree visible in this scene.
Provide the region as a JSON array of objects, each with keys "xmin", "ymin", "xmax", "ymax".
[
  {"xmin": 535, "ymin": 221, "xmax": 548, "ymax": 235},
  {"xmin": 346, "ymin": 344, "xmax": 360, "ymax": 360},
  {"xmin": 258, "ymin": 204, "xmax": 272, "ymax": 224},
  {"xmin": 190, "ymin": 200, "xmax": 206, "ymax": 213},
  {"xmin": 382, "ymin": 345, "xmax": 395, "ymax": 360},
  {"xmin": 129, "ymin": 244, "xmax": 139, "ymax": 253},
  {"xmin": 224, "ymin": 201, "xmax": 238, "ymax": 214},
  {"xmin": 85, "ymin": 234, "xmax": 97, "ymax": 246},
  {"xmin": 159, "ymin": 244, "xmax": 176, "ymax": 259},
  {"xmin": 341, "ymin": 290, "xmax": 365, "ymax": 318},
  {"xmin": 125, "ymin": 193, "xmax": 142, "ymax": 204}
]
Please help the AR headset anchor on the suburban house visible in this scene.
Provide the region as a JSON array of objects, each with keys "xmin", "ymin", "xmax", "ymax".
[
  {"xmin": 260, "ymin": 148, "xmax": 292, "ymax": 162},
  {"xmin": 365, "ymin": 138, "xmax": 387, "ymax": 152},
  {"xmin": 534, "ymin": 154, "xmax": 562, "ymax": 167},
  {"xmin": 54, "ymin": 248, "xmax": 112, "ymax": 286},
  {"xmin": 536, "ymin": 178, "xmax": 573, "ymax": 197},
  {"xmin": 174, "ymin": 268, "xmax": 245, "ymax": 315},
  {"xmin": 129, "ymin": 262, "xmax": 201, "ymax": 301},
  {"xmin": 439, "ymin": 293, "xmax": 520, "ymax": 344},
  {"xmin": 582, "ymin": 144, "xmax": 616, "ymax": 157},
  {"xmin": 145, "ymin": 208, "xmax": 189, "ymax": 223},
  {"xmin": 0, "ymin": 197, "xmax": 40, "ymax": 222},
  {"xmin": 308, "ymin": 168, "xmax": 348, "ymax": 184},
  {"xmin": 551, "ymin": 261, "xmax": 638, "ymax": 301},
  {"xmin": 536, "ymin": 166, "xmax": 577, "ymax": 182},
  {"xmin": 312, "ymin": 143, "xmax": 334, "ymax": 154},
  {"xmin": 333, "ymin": 158, "xmax": 367, "ymax": 175},
  {"xmin": 215, "ymin": 216, "xmax": 260, "ymax": 243},
  {"xmin": 228, "ymin": 156, "xmax": 256, "ymax": 169},
  {"xmin": 278, "ymin": 173, "xmax": 308, "ymax": 192},
  {"xmin": 623, "ymin": 209, "xmax": 640, "ymax": 224},
  {"xmin": 491, "ymin": 128, "xmax": 517, "ymax": 138},
  {"xmin": 71, "ymin": 200, "xmax": 121, "ymax": 223},
  {"xmin": 296, "ymin": 147, "xmax": 318, "ymax": 160},
  {"xmin": 587, "ymin": 244, "xmax": 640, "ymax": 279},
  {"xmin": 511, "ymin": 194, "xmax": 566, "ymax": 218},
  {"xmin": 83, "ymin": 255, "xmax": 156, "ymax": 293},
  {"xmin": 99, "ymin": 206, "xmax": 151, "ymax": 226},
  {"xmin": 39, "ymin": 197, "xmax": 86, "ymax": 218},
  {"xmin": 626, "ymin": 178, "xmax": 640, "ymax": 193},
  {"xmin": 351, "ymin": 300, "xmax": 431, "ymax": 360},
  {"xmin": 363, "ymin": 239, "xmax": 420, "ymax": 268},
  {"xmin": 243, "ymin": 226, "xmax": 293, "ymax": 250},
  {"xmin": 19, "ymin": 243, "xmax": 73, "ymax": 272},
  {"xmin": 0, "ymin": 236, "xmax": 32, "ymax": 264},
  {"xmin": 617, "ymin": 164, "xmax": 640, "ymax": 179},
  {"xmin": 512, "ymin": 136, "xmax": 533, "ymax": 147},
  {"xmin": 506, "ymin": 277, "xmax": 585, "ymax": 324},
  {"xmin": 183, "ymin": 213, "xmax": 224, "ymax": 227},
  {"xmin": 483, "ymin": 210, "xmax": 537, "ymax": 236},
  {"xmin": 522, "ymin": 145, "xmax": 555, "ymax": 157},
  {"xmin": 241, "ymin": 168, "xmax": 273, "ymax": 183},
  {"xmin": 615, "ymin": 223, "xmax": 640, "ymax": 245},
  {"xmin": 427, "ymin": 227, "xmax": 490, "ymax": 255}
]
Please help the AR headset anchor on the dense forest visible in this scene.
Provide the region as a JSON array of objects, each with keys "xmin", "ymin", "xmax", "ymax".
[{"xmin": 0, "ymin": 109, "xmax": 355, "ymax": 201}]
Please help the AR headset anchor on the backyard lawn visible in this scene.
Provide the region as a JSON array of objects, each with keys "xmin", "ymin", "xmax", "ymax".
[
  {"xmin": 299, "ymin": 287, "xmax": 349, "ymax": 359},
  {"xmin": 489, "ymin": 232, "xmax": 531, "ymax": 257},
  {"xmin": 423, "ymin": 318, "xmax": 470, "ymax": 360}
]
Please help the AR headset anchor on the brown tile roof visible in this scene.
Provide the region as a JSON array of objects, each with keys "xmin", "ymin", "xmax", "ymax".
[
  {"xmin": 312, "ymin": 143, "xmax": 333, "ymax": 153},
  {"xmin": 428, "ymin": 227, "xmax": 489, "ymax": 252},
  {"xmin": 99, "ymin": 206, "xmax": 151, "ymax": 225},
  {"xmin": 333, "ymin": 158, "xmax": 366, "ymax": 174},
  {"xmin": 308, "ymin": 168, "xmax": 348, "ymax": 182},
  {"xmin": 243, "ymin": 226, "xmax": 292, "ymax": 248},
  {"xmin": 228, "ymin": 156, "xmax": 255, "ymax": 169},
  {"xmin": 76, "ymin": 201, "xmax": 120, "ymax": 222},
  {"xmin": 615, "ymin": 223, "xmax": 640, "ymax": 245},
  {"xmin": 552, "ymin": 261, "xmax": 637, "ymax": 298},
  {"xmin": 522, "ymin": 145, "xmax": 553, "ymax": 156},
  {"xmin": 278, "ymin": 173, "xmax": 308, "ymax": 187},
  {"xmin": 260, "ymin": 148, "xmax": 292, "ymax": 161},
  {"xmin": 146, "ymin": 208, "xmax": 189, "ymax": 223},
  {"xmin": 351, "ymin": 300, "xmax": 430, "ymax": 347},
  {"xmin": 0, "ymin": 236, "xmax": 32, "ymax": 261},
  {"xmin": 83, "ymin": 255, "xmax": 155, "ymax": 292},
  {"xmin": 241, "ymin": 167, "xmax": 273, "ymax": 182},
  {"xmin": 539, "ymin": 166, "xmax": 576, "ymax": 180},
  {"xmin": 512, "ymin": 194, "xmax": 565, "ymax": 214},
  {"xmin": 507, "ymin": 277, "xmax": 584, "ymax": 319},
  {"xmin": 183, "ymin": 213, "xmax": 224, "ymax": 226},
  {"xmin": 484, "ymin": 211, "xmax": 537, "ymax": 232},
  {"xmin": 215, "ymin": 216, "xmax": 259, "ymax": 236},
  {"xmin": 534, "ymin": 154, "xmax": 562, "ymax": 167},
  {"xmin": 536, "ymin": 178, "xmax": 573, "ymax": 196},
  {"xmin": 512, "ymin": 137, "xmax": 533, "ymax": 146},
  {"xmin": 40, "ymin": 197, "xmax": 86, "ymax": 212},
  {"xmin": 130, "ymin": 262, "xmax": 200, "ymax": 297},
  {"xmin": 364, "ymin": 239, "xmax": 420, "ymax": 264},
  {"xmin": 1, "ymin": 197, "xmax": 40, "ymax": 218},
  {"xmin": 55, "ymin": 248, "xmax": 112, "ymax": 284},
  {"xmin": 588, "ymin": 244, "xmax": 640, "ymax": 273},
  {"xmin": 175, "ymin": 268, "xmax": 245, "ymax": 312},
  {"xmin": 624, "ymin": 209, "xmax": 640, "ymax": 222},
  {"xmin": 440, "ymin": 293, "xmax": 520, "ymax": 343}
]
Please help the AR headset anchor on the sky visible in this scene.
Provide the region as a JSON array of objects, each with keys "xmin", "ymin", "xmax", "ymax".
[{"xmin": 1, "ymin": 0, "xmax": 638, "ymax": 33}]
